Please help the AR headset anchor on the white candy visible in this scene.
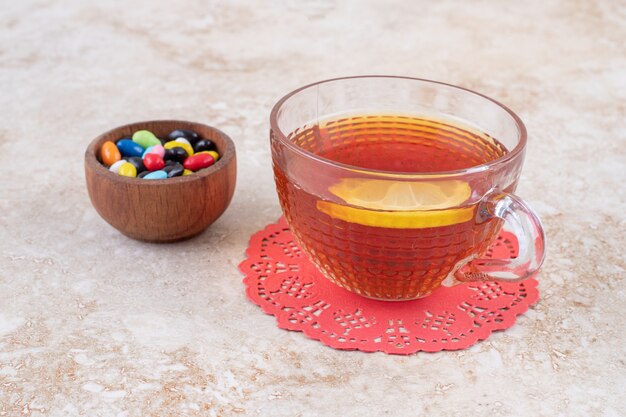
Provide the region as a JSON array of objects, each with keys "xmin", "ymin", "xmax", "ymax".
[
  {"xmin": 174, "ymin": 137, "xmax": 192, "ymax": 147},
  {"xmin": 109, "ymin": 160, "xmax": 126, "ymax": 174}
]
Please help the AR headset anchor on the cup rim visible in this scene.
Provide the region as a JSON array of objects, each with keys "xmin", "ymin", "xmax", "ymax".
[{"xmin": 269, "ymin": 75, "xmax": 527, "ymax": 177}]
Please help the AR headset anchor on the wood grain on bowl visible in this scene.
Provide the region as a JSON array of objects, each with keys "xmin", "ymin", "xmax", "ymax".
[{"xmin": 85, "ymin": 120, "xmax": 236, "ymax": 242}]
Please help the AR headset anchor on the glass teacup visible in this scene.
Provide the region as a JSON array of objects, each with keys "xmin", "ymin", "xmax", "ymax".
[{"xmin": 270, "ymin": 76, "xmax": 545, "ymax": 300}]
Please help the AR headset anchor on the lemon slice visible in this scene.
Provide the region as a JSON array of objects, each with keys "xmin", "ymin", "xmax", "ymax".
[{"xmin": 316, "ymin": 178, "xmax": 474, "ymax": 229}]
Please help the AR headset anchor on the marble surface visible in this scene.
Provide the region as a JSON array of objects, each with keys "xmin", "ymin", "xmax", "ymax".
[{"xmin": 1, "ymin": 0, "xmax": 625, "ymax": 415}]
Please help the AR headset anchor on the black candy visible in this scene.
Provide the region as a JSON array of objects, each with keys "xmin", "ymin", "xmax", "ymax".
[
  {"xmin": 166, "ymin": 129, "xmax": 200, "ymax": 145},
  {"xmin": 163, "ymin": 147, "xmax": 188, "ymax": 163},
  {"xmin": 193, "ymin": 139, "xmax": 216, "ymax": 153},
  {"xmin": 137, "ymin": 171, "xmax": 150, "ymax": 178},
  {"xmin": 127, "ymin": 157, "xmax": 146, "ymax": 173},
  {"xmin": 163, "ymin": 162, "xmax": 184, "ymax": 178}
]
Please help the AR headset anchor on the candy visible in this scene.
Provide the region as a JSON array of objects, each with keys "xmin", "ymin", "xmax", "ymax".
[
  {"xmin": 109, "ymin": 160, "xmax": 126, "ymax": 174},
  {"xmin": 174, "ymin": 137, "xmax": 192, "ymax": 147},
  {"xmin": 142, "ymin": 144, "xmax": 165, "ymax": 158},
  {"xmin": 126, "ymin": 157, "xmax": 146, "ymax": 174},
  {"xmin": 100, "ymin": 141, "xmax": 121, "ymax": 166},
  {"xmin": 143, "ymin": 170, "xmax": 167, "ymax": 180},
  {"xmin": 183, "ymin": 153, "xmax": 215, "ymax": 171},
  {"xmin": 193, "ymin": 139, "xmax": 216, "ymax": 153},
  {"xmin": 164, "ymin": 140, "xmax": 194, "ymax": 157},
  {"xmin": 142, "ymin": 146, "xmax": 154, "ymax": 158},
  {"xmin": 167, "ymin": 129, "xmax": 200, "ymax": 145},
  {"xmin": 150, "ymin": 144, "xmax": 165, "ymax": 158},
  {"xmin": 197, "ymin": 150, "xmax": 220, "ymax": 161},
  {"xmin": 163, "ymin": 162, "xmax": 184, "ymax": 178},
  {"xmin": 100, "ymin": 128, "xmax": 218, "ymax": 180},
  {"xmin": 116, "ymin": 139, "xmax": 144, "ymax": 157},
  {"xmin": 144, "ymin": 153, "xmax": 165, "ymax": 171},
  {"xmin": 118, "ymin": 162, "xmax": 137, "ymax": 178},
  {"xmin": 132, "ymin": 130, "xmax": 161, "ymax": 148},
  {"xmin": 164, "ymin": 147, "xmax": 188, "ymax": 163}
]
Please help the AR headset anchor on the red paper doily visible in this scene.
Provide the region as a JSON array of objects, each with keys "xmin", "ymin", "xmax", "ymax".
[{"xmin": 239, "ymin": 217, "xmax": 539, "ymax": 354}]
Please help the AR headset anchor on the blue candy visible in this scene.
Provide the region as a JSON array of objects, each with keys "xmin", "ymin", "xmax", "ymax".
[
  {"xmin": 116, "ymin": 139, "xmax": 144, "ymax": 157},
  {"xmin": 143, "ymin": 170, "xmax": 167, "ymax": 180}
]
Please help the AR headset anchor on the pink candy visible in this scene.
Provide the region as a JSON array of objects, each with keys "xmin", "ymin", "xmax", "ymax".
[{"xmin": 148, "ymin": 144, "xmax": 165, "ymax": 158}]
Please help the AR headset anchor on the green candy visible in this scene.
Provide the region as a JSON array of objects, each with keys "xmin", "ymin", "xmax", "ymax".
[{"xmin": 132, "ymin": 130, "xmax": 161, "ymax": 148}]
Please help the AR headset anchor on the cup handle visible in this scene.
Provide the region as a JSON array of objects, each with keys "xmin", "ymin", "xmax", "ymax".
[{"xmin": 455, "ymin": 191, "xmax": 546, "ymax": 282}]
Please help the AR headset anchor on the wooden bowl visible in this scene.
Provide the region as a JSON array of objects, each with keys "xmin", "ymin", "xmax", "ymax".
[{"xmin": 85, "ymin": 120, "xmax": 236, "ymax": 242}]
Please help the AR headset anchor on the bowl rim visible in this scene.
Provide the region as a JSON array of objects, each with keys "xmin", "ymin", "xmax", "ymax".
[{"xmin": 85, "ymin": 119, "xmax": 236, "ymax": 185}]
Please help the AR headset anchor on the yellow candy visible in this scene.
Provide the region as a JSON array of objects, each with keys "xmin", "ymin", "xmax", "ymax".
[
  {"xmin": 183, "ymin": 169, "xmax": 193, "ymax": 176},
  {"xmin": 205, "ymin": 150, "xmax": 219, "ymax": 161},
  {"xmin": 196, "ymin": 150, "xmax": 220, "ymax": 160},
  {"xmin": 164, "ymin": 140, "xmax": 194, "ymax": 156},
  {"xmin": 118, "ymin": 162, "xmax": 137, "ymax": 178}
]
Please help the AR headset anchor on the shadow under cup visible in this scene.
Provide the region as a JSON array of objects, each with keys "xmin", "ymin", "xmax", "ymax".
[{"xmin": 270, "ymin": 76, "xmax": 545, "ymax": 301}]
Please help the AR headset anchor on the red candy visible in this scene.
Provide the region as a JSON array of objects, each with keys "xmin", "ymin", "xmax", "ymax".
[
  {"xmin": 144, "ymin": 153, "xmax": 165, "ymax": 171},
  {"xmin": 183, "ymin": 153, "xmax": 215, "ymax": 171}
]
